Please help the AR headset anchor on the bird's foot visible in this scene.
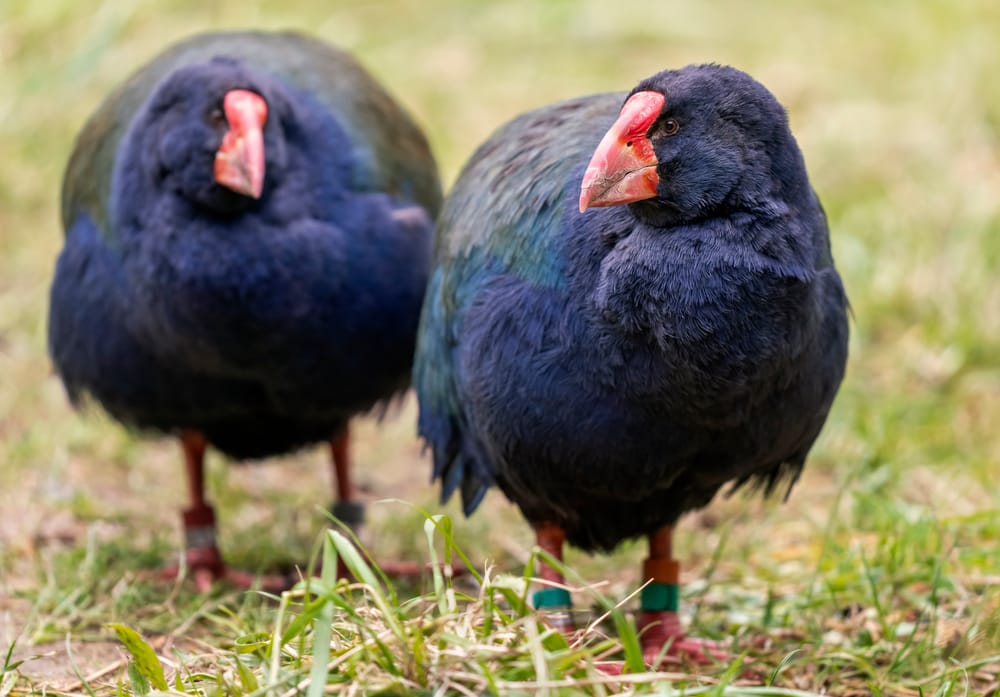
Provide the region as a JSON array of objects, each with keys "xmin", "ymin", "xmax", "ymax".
[
  {"xmin": 152, "ymin": 505, "xmax": 294, "ymax": 593},
  {"xmin": 157, "ymin": 557, "xmax": 294, "ymax": 594},
  {"xmin": 636, "ymin": 611, "xmax": 728, "ymax": 667},
  {"xmin": 170, "ymin": 504, "xmax": 226, "ymax": 592}
]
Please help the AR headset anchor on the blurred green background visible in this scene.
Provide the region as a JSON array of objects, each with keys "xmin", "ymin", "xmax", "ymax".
[{"xmin": 1, "ymin": 0, "xmax": 998, "ymax": 674}]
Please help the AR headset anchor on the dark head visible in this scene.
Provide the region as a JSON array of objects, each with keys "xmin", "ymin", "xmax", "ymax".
[
  {"xmin": 579, "ymin": 64, "xmax": 808, "ymax": 225},
  {"xmin": 121, "ymin": 57, "xmax": 291, "ymax": 215}
]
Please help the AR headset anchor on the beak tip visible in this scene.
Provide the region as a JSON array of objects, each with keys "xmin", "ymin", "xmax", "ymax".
[
  {"xmin": 579, "ymin": 167, "xmax": 600, "ymax": 213},
  {"xmin": 214, "ymin": 151, "xmax": 265, "ymax": 199},
  {"xmin": 247, "ymin": 171, "xmax": 265, "ymax": 199}
]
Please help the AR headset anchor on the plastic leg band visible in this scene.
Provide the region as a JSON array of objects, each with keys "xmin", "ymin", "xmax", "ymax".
[
  {"xmin": 641, "ymin": 582, "xmax": 679, "ymax": 613},
  {"xmin": 533, "ymin": 587, "xmax": 572, "ymax": 610}
]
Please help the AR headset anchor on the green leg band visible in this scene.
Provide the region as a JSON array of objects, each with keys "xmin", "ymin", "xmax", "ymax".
[
  {"xmin": 533, "ymin": 587, "xmax": 572, "ymax": 610},
  {"xmin": 641, "ymin": 582, "xmax": 679, "ymax": 612}
]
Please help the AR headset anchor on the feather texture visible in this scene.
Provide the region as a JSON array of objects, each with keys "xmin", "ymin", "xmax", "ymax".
[
  {"xmin": 414, "ymin": 65, "xmax": 848, "ymax": 551},
  {"xmin": 50, "ymin": 31, "xmax": 441, "ymax": 460}
]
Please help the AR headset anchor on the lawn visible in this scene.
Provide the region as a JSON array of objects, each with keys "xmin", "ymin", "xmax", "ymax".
[{"xmin": 1, "ymin": 0, "xmax": 998, "ymax": 694}]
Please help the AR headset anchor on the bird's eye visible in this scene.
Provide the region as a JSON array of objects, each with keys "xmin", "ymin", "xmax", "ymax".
[
  {"xmin": 662, "ymin": 118, "xmax": 680, "ymax": 136},
  {"xmin": 208, "ymin": 109, "xmax": 225, "ymax": 127}
]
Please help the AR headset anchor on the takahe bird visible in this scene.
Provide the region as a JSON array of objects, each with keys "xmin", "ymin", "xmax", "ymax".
[
  {"xmin": 414, "ymin": 64, "xmax": 848, "ymax": 663},
  {"xmin": 49, "ymin": 30, "xmax": 441, "ymax": 591}
]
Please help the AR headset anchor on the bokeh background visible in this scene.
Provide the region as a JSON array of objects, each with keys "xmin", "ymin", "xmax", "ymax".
[{"xmin": 1, "ymin": 0, "xmax": 998, "ymax": 687}]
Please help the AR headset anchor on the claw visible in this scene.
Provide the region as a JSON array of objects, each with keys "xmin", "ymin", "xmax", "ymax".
[{"xmin": 192, "ymin": 566, "xmax": 216, "ymax": 594}]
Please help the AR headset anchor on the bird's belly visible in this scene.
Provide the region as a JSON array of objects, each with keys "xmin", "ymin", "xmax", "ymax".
[
  {"xmin": 125, "ymin": 267, "xmax": 417, "ymax": 396},
  {"xmin": 453, "ymin": 270, "xmax": 838, "ymax": 549},
  {"xmin": 472, "ymin": 374, "xmax": 802, "ymax": 551},
  {"xmin": 463, "ymin": 328, "xmax": 814, "ymax": 531}
]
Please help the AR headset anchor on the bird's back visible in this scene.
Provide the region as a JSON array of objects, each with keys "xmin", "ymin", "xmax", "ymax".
[{"xmin": 431, "ymin": 94, "xmax": 622, "ymax": 279}]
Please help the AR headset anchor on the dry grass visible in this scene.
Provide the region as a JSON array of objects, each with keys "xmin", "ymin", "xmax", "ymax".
[{"xmin": 1, "ymin": 0, "xmax": 999, "ymax": 694}]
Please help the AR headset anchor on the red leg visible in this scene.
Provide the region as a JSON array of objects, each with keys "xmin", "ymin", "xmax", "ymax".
[
  {"xmin": 637, "ymin": 526, "xmax": 728, "ymax": 666},
  {"xmin": 176, "ymin": 430, "xmax": 223, "ymax": 593},
  {"xmin": 157, "ymin": 432, "xmax": 292, "ymax": 593},
  {"xmin": 183, "ymin": 430, "xmax": 208, "ymax": 509},
  {"xmin": 329, "ymin": 427, "xmax": 364, "ymax": 578},
  {"xmin": 331, "ymin": 429, "xmax": 351, "ymax": 502},
  {"xmin": 533, "ymin": 522, "xmax": 574, "ymax": 633},
  {"xmin": 329, "ymin": 427, "xmax": 365, "ymax": 532}
]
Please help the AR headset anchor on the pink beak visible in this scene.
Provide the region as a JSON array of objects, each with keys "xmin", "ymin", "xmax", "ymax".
[
  {"xmin": 213, "ymin": 89, "xmax": 267, "ymax": 199},
  {"xmin": 579, "ymin": 91, "xmax": 665, "ymax": 213}
]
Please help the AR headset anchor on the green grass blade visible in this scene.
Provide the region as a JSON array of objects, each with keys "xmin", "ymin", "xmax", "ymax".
[
  {"xmin": 106, "ymin": 623, "xmax": 169, "ymax": 692},
  {"xmin": 377, "ymin": 499, "xmax": 483, "ymax": 586},
  {"xmin": 306, "ymin": 536, "xmax": 337, "ymax": 697},
  {"xmin": 424, "ymin": 515, "xmax": 447, "ymax": 616},
  {"xmin": 0, "ymin": 668, "xmax": 19, "ymax": 697},
  {"xmin": 126, "ymin": 661, "xmax": 150, "ymax": 696},
  {"xmin": 328, "ymin": 530, "xmax": 406, "ymax": 643},
  {"xmin": 424, "ymin": 513, "xmax": 459, "ymax": 616},
  {"xmin": 767, "ymin": 649, "xmax": 802, "ymax": 686},
  {"xmin": 268, "ymin": 589, "xmax": 290, "ymax": 688},
  {"xmin": 532, "ymin": 547, "xmax": 648, "ymax": 673},
  {"xmin": 65, "ymin": 634, "xmax": 100, "ymax": 697}
]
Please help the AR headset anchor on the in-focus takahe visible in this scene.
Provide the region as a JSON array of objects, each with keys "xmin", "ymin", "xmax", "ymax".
[
  {"xmin": 414, "ymin": 64, "xmax": 848, "ymax": 662},
  {"xmin": 49, "ymin": 30, "xmax": 442, "ymax": 591}
]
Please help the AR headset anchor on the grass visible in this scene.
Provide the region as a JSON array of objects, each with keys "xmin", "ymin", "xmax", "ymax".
[{"xmin": 1, "ymin": 0, "xmax": 999, "ymax": 694}]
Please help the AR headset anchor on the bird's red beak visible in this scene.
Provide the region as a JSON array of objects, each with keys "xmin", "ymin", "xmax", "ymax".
[
  {"xmin": 579, "ymin": 91, "xmax": 664, "ymax": 213},
  {"xmin": 214, "ymin": 90, "xmax": 267, "ymax": 199}
]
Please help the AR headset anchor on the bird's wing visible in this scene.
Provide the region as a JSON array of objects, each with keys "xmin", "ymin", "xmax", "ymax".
[{"xmin": 413, "ymin": 93, "xmax": 623, "ymax": 513}]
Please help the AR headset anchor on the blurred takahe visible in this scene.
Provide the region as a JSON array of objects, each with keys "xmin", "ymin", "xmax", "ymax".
[
  {"xmin": 414, "ymin": 64, "xmax": 848, "ymax": 662},
  {"xmin": 49, "ymin": 31, "xmax": 442, "ymax": 591}
]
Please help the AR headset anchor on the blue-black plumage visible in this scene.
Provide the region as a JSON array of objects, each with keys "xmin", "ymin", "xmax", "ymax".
[
  {"xmin": 413, "ymin": 64, "xmax": 848, "ymax": 662},
  {"xmin": 49, "ymin": 30, "xmax": 442, "ymax": 590}
]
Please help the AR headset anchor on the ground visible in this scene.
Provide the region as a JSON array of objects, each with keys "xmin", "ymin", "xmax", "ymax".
[{"xmin": 1, "ymin": 0, "xmax": 999, "ymax": 695}]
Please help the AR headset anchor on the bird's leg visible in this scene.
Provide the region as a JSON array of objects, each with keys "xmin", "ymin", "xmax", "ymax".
[
  {"xmin": 326, "ymin": 426, "xmax": 464, "ymax": 579},
  {"xmin": 328, "ymin": 427, "xmax": 366, "ymax": 578},
  {"xmin": 150, "ymin": 431, "xmax": 293, "ymax": 592},
  {"xmin": 637, "ymin": 526, "xmax": 727, "ymax": 666},
  {"xmin": 532, "ymin": 522, "xmax": 574, "ymax": 634},
  {"xmin": 178, "ymin": 430, "xmax": 224, "ymax": 593},
  {"xmin": 329, "ymin": 426, "xmax": 366, "ymax": 535}
]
